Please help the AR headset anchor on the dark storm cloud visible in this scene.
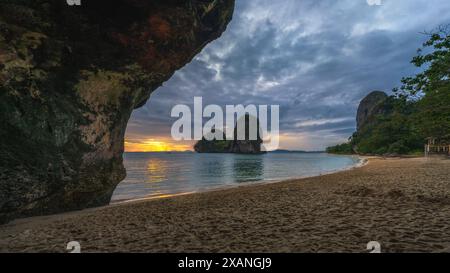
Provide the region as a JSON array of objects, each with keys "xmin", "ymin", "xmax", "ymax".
[{"xmin": 126, "ymin": 0, "xmax": 450, "ymax": 150}]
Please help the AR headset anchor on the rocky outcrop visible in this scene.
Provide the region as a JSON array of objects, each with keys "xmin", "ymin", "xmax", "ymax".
[
  {"xmin": 194, "ymin": 139, "xmax": 232, "ymax": 153},
  {"xmin": 0, "ymin": 0, "xmax": 235, "ymax": 223},
  {"xmin": 230, "ymin": 114, "xmax": 264, "ymax": 154},
  {"xmin": 194, "ymin": 115, "xmax": 265, "ymax": 154},
  {"xmin": 194, "ymin": 131, "xmax": 232, "ymax": 153},
  {"xmin": 356, "ymin": 91, "xmax": 388, "ymax": 131}
]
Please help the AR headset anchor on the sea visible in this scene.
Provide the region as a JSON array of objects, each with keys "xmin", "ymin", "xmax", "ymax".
[{"xmin": 111, "ymin": 152, "xmax": 362, "ymax": 202}]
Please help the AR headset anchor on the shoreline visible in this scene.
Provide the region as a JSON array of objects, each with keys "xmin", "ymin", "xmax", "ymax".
[
  {"xmin": 6, "ymin": 155, "xmax": 368, "ymax": 225},
  {"xmin": 1, "ymin": 156, "xmax": 450, "ymax": 252},
  {"xmin": 113, "ymin": 154, "xmax": 366, "ymax": 205}
]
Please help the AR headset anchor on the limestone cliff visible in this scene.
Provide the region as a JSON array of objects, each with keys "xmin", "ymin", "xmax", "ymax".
[
  {"xmin": 356, "ymin": 91, "xmax": 388, "ymax": 131},
  {"xmin": 229, "ymin": 114, "xmax": 264, "ymax": 154},
  {"xmin": 0, "ymin": 0, "xmax": 235, "ymax": 223},
  {"xmin": 194, "ymin": 115, "xmax": 265, "ymax": 154},
  {"xmin": 194, "ymin": 129, "xmax": 232, "ymax": 153}
]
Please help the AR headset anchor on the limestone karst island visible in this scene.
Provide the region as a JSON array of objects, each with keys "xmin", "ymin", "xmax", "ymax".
[{"xmin": 1, "ymin": 0, "xmax": 450, "ymax": 259}]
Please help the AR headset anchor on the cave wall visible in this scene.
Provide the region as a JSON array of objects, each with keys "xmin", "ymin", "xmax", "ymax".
[{"xmin": 0, "ymin": 0, "xmax": 235, "ymax": 223}]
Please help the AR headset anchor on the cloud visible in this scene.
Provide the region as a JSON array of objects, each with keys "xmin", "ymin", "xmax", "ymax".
[
  {"xmin": 295, "ymin": 117, "xmax": 355, "ymax": 128},
  {"xmin": 126, "ymin": 0, "xmax": 450, "ymax": 151}
]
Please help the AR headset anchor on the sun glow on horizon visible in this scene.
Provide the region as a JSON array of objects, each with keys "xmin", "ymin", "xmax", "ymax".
[
  {"xmin": 124, "ymin": 138, "xmax": 193, "ymax": 152},
  {"xmin": 125, "ymin": 134, "xmax": 315, "ymax": 152}
]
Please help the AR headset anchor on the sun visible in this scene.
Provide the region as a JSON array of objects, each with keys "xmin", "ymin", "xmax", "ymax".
[{"xmin": 124, "ymin": 138, "xmax": 192, "ymax": 152}]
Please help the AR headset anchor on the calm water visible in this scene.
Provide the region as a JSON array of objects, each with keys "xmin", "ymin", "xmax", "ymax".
[{"xmin": 111, "ymin": 152, "xmax": 361, "ymax": 202}]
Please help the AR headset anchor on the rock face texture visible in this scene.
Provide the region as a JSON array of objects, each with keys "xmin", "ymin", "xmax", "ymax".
[
  {"xmin": 230, "ymin": 114, "xmax": 264, "ymax": 154},
  {"xmin": 194, "ymin": 129, "xmax": 232, "ymax": 153},
  {"xmin": 356, "ymin": 91, "xmax": 388, "ymax": 131},
  {"xmin": 194, "ymin": 139, "xmax": 232, "ymax": 153},
  {"xmin": 194, "ymin": 115, "xmax": 265, "ymax": 154},
  {"xmin": 0, "ymin": 0, "xmax": 234, "ymax": 223}
]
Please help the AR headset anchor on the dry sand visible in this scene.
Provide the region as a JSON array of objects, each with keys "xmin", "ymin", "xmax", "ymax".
[{"xmin": 1, "ymin": 157, "xmax": 450, "ymax": 253}]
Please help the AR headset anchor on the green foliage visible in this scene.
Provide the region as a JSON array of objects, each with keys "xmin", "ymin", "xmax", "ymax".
[
  {"xmin": 351, "ymin": 97, "xmax": 423, "ymax": 155},
  {"xmin": 213, "ymin": 140, "xmax": 233, "ymax": 150},
  {"xmin": 329, "ymin": 26, "xmax": 450, "ymax": 155},
  {"xmin": 326, "ymin": 143, "xmax": 354, "ymax": 154},
  {"xmin": 194, "ymin": 137, "xmax": 233, "ymax": 153},
  {"xmin": 395, "ymin": 25, "xmax": 450, "ymax": 142}
]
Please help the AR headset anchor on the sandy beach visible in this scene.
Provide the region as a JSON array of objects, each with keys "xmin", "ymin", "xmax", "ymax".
[{"xmin": 1, "ymin": 157, "xmax": 450, "ymax": 253}]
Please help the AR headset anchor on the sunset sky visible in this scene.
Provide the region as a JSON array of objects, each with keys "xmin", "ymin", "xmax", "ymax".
[{"xmin": 125, "ymin": 0, "xmax": 450, "ymax": 152}]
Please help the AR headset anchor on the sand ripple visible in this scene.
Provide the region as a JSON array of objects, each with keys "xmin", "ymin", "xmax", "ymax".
[{"xmin": 1, "ymin": 157, "xmax": 450, "ymax": 253}]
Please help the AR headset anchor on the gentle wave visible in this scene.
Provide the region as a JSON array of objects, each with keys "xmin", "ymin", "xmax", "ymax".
[{"xmin": 111, "ymin": 152, "xmax": 362, "ymax": 203}]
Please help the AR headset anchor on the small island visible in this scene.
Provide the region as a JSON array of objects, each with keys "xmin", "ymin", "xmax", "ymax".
[{"xmin": 194, "ymin": 114, "xmax": 265, "ymax": 154}]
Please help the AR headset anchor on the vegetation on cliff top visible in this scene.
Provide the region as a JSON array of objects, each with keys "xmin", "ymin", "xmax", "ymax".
[{"xmin": 328, "ymin": 26, "xmax": 450, "ymax": 155}]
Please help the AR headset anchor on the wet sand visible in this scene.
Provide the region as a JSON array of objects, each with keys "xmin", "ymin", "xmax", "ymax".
[{"xmin": 1, "ymin": 157, "xmax": 450, "ymax": 253}]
